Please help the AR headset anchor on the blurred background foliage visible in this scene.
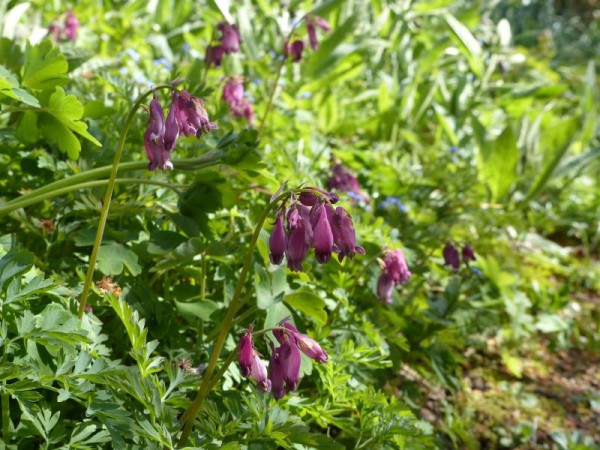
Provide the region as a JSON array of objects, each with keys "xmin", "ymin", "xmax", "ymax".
[{"xmin": 0, "ymin": 0, "xmax": 599, "ymax": 448}]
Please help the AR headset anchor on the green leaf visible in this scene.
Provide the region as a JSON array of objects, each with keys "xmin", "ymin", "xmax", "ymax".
[
  {"xmin": 97, "ymin": 242, "xmax": 142, "ymax": 276},
  {"xmin": 175, "ymin": 299, "xmax": 220, "ymax": 322},
  {"xmin": 525, "ymin": 115, "xmax": 579, "ymax": 202},
  {"xmin": 21, "ymin": 41, "xmax": 68, "ymax": 90},
  {"xmin": 45, "ymin": 86, "xmax": 102, "ymax": 146},
  {"xmin": 472, "ymin": 119, "xmax": 519, "ymax": 201},
  {"xmin": 284, "ymin": 290, "xmax": 328, "ymax": 326},
  {"xmin": 39, "ymin": 115, "xmax": 81, "ymax": 159},
  {"xmin": 0, "ymin": 64, "xmax": 40, "ymax": 107},
  {"xmin": 255, "ymin": 264, "xmax": 288, "ymax": 309},
  {"xmin": 443, "ymin": 13, "xmax": 483, "ymax": 78}
]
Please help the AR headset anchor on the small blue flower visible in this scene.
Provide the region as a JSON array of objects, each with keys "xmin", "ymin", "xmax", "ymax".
[
  {"xmin": 471, "ymin": 267, "xmax": 482, "ymax": 276},
  {"xmin": 153, "ymin": 58, "xmax": 173, "ymax": 70},
  {"xmin": 449, "ymin": 146, "xmax": 459, "ymax": 153},
  {"xmin": 297, "ymin": 91, "xmax": 312, "ymax": 99},
  {"xmin": 181, "ymin": 43, "xmax": 191, "ymax": 51},
  {"xmin": 379, "ymin": 196, "xmax": 407, "ymax": 212},
  {"xmin": 121, "ymin": 48, "xmax": 141, "ymax": 63},
  {"xmin": 119, "ymin": 67, "xmax": 128, "ymax": 75}
]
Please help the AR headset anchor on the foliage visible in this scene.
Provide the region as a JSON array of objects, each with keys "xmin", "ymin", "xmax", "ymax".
[{"xmin": 0, "ymin": 0, "xmax": 599, "ymax": 449}]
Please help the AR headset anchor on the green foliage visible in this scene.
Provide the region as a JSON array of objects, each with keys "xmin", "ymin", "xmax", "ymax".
[{"xmin": 0, "ymin": 0, "xmax": 599, "ymax": 448}]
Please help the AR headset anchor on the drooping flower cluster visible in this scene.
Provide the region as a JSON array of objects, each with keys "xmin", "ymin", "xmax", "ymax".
[
  {"xmin": 48, "ymin": 11, "xmax": 79, "ymax": 42},
  {"xmin": 238, "ymin": 320, "xmax": 328, "ymax": 400},
  {"xmin": 443, "ymin": 243, "xmax": 476, "ymax": 270},
  {"xmin": 222, "ymin": 78, "xmax": 255, "ymax": 124},
  {"xmin": 269, "ymin": 187, "xmax": 364, "ymax": 271},
  {"xmin": 326, "ymin": 163, "xmax": 369, "ymax": 202},
  {"xmin": 283, "ymin": 15, "xmax": 331, "ymax": 63},
  {"xmin": 206, "ymin": 22, "xmax": 241, "ymax": 67},
  {"xmin": 377, "ymin": 249, "xmax": 411, "ymax": 304},
  {"xmin": 144, "ymin": 90, "xmax": 217, "ymax": 171}
]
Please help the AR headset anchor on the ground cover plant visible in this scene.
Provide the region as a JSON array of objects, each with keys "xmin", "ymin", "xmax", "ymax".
[{"xmin": 0, "ymin": 0, "xmax": 599, "ymax": 448}]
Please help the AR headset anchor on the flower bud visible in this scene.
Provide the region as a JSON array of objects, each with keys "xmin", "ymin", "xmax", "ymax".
[
  {"xmin": 311, "ymin": 204, "xmax": 334, "ymax": 264},
  {"xmin": 238, "ymin": 327, "xmax": 254, "ymax": 377},
  {"xmin": 218, "ymin": 22, "xmax": 241, "ymax": 54},
  {"xmin": 462, "ymin": 245, "xmax": 476, "ymax": 265},
  {"xmin": 443, "ymin": 243, "xmax": 460, "ymax": 270},
  {"xmin": 327, "ymin": 206, "xmax": 365, "ymax": 262},
  {"xmin": 269, "ymin": 212, "xmax": 287, "ymax": 265}
]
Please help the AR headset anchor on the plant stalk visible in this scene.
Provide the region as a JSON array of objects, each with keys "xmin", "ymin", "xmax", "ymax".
[
  {"xmin": 77, "ymin": 84, "xmax": 177, "ymax": 319},
  {"xmin": 177, "ymin": 190, "xmax": 293, "ymax": 447}
]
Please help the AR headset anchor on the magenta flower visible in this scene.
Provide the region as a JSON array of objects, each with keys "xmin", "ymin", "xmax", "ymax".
[
  {"xmin": 238, "ymin": 326, "xmax": 254, "ymax": 377},
  {"xmin": 327, "ymin": 205, "xmax": 365, "ymax": 262},
  {"xmin": 268, "ymin": 344, "xmax": 286, "ymax": 400},
  {"xmin": 377, "ymin": 273, "xmax": 395, "ymax": 304},
  {"xmin": 306, "ymin": 16, "xmax": 331, "ymax": 50},
  {"xmin": 163, "ymin": 92, "xmax": 180, "ymax": 152},
  {"xmin": 64, "ymin": 11, "xmax": 79, "ymax": 41},
  {"xmin": 285, "ymin": 205, "xmax": 312, "ymax": 271},
  {"xmin": 462, "ymin": 245, "xmax": 476, "ymax": 265},
  {"xmin": 250, "ymin": 353, "xmax": 271, "ymax": 392},
  {"xmin": 384, "ymin": 249, "xmax": 411, "ymax": 285},
  {"xmin": 377, "ymin": 249, "xmax": 411, "ymax": 303},
  {"xmin": 238, "ymin": 325, "xmax": 271, "ymax": 392},
  {"xmin": 443, "ymin": 243, "xmax": 460, "ymax": 270},
  {"xmin": 326, "ymin": 164, "xmax": 368, "ymax": 202},
  {"xmin": 284, "ymin": 39, "xmax": 305, "ymax": 62},
  {"xmin": 217, "ymin": 22, "xmax": 241, "ymax": 53},
  {"xmin": 174, "ymin": 90, "xmax": 217, "ymax": 138},
  {"xmin": 206, "ymin": 44, "xmax": 225, "ymax": 67},
  {"xmin": 299, "ymin": 187, "xmax": 339, "ymax": 207},
  {"xmin": 144, "ymin": 96, "xmax": 172, "ymax": 171},
  {"xmin": 311, "ymin": 203, "xmax": 334, "ymax": 264},
  {"xmin": 269, "ymin": 211, "xmax": 287, "ymax": 265},
  {"xmin": 222, "ymin": 78, "xmax": 255, "ymax": 124}
]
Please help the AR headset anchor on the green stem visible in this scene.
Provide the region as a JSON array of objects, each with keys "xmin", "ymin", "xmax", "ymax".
[
  {"xmin": 0, "ymin": 151, "xmax": 222, "ymax": 216},
  {"xmin": 177, "ymin": 190, "xmax": 292, "ymax": 447},
  {"xmin": 1, "ymin": 392, "xmax": 9, "ymax": 443},
  {"xmin": 257, "ymin": 57, "xmax": 285, "ymax": 137},
  {"xmin": 77, "ymin": 84, "xmax": 177, "ymax": 319},
  {"xmin": 0, "ymin": 178, "xmax": 184, "ymax": 215}
]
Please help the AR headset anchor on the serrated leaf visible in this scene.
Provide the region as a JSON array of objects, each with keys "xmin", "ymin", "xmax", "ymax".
[
  {"xmin": 22, "ymin": 41, "xmax": 68, "ymax": 90},
  {"xmin": 45, "ymin": 86, "xmax": 102, "ymax": 147}
]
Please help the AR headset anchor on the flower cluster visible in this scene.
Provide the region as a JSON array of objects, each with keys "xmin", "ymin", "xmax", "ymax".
[
  {"xmin": 283, "ymin": 15, "xmax": 331, "ymax": 63},
  {"xmin": 443, "ymin": 243, "xmax": 476, "ymax": 270},
  {"xmin": 377, "ymin": 249, "xmax": 411, "ymax": 304},
  {"xmin": 238, "ymin": 320, "xmax": 328, "ymax": 400},
  {"xmin": 326, "ymin": 163, "xmax": 369, "ymax": 202},
  {"xmin": 144, "ymin": 90, "xmax": 217, "ymax": 171},
  {"xmin": 269, "ymin": 187, "xmax": 364, "ymax": 271},
  {"xmin": 206, "ymin": 22, "xmax": 241, "ymax": 67},
  {"xmin": 48, "ymin": 11, "xmax": 79, "ymax": 42},
  {"xmin": 222, "ymin": 78, "xmax": 254, "ymax": 124}
]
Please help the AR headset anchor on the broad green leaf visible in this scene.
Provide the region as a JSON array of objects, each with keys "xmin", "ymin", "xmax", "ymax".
[
  {"xmin": 97, "ymin": 242, "xmax": 142, "ymax": 276},
  {"xmin": 473, "ymin": 119, "xmax": 519, "ymax": 201},
  {"xmin": 284, "ymin": 290, "xmax": 327, "ymax": 326},
  {"xmin": 45, "ymin": 86, "xmax": 102, "ymax": 147},
  {"xmin": 175, "ymin": 299, "xmax": 219, "ymax": 321},
  {"xmin": 443, "ymin": 13, "xmax": 483, "ymax": 77},
  {"xmin": 39, "ymin": 115, "xmax": 81, "ymax": 159},
  {"xmin": 0, "ymin": 64, "xmax": 40, "ymax": 107},
  {"xmin": 22, "ymin": 41, "xmax": 68, "ymax": 90},
  {"xmin": 525, "ymin": 115, "xmax": 578, "ymax": 202}
]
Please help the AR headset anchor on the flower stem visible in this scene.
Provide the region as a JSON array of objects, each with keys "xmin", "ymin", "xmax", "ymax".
[
  {"xmin": 177, "ymin": 190, "xmax": 293, "ymax": 447},
  {"xmin": 257, "ymin": 57, "xmax": 285, "ymax": 137},
  {"xmin": 77, "ymin": 84, "xmax": 177, "ymax": 319},
  {"xmin": 1, "ymin": 392, "xmax": 9, "ymax": 443},
  {"xmin": 0, "ymin": 152, "xmax": 222, "ymax": 217}
]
